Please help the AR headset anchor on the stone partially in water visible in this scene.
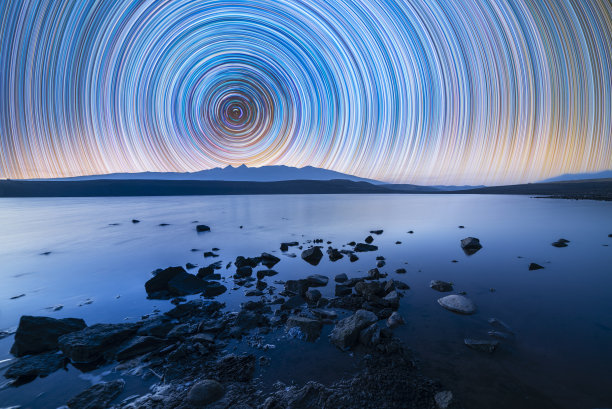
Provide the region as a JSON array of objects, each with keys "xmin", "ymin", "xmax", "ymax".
[
  {"xmin": 386, "ymin": 311, "xmax": 405, "ymax": 328},
  {"xmin": 196, "ymin": 224, "xmax": 211, "ymax": 232},
  {"xmin": 330, "ymin": 309, "xmax": 378, "ymax": 350},
  {"xmin": 58, "ymin": 323, "xmax": 139, "ymax": 364},
  {"xmin": 552, "ymin": 238, "xmax": 570, "ymax": 247},
  {"xmin": 528, "ymin": 263, "xmax": 544, "ymax": 270},
  {"xmin": 188, "ymin": 379, "xmax": 225, "ymax": 406},
  {"xmin": 286, "ymin": 316, "xmax": 323, "ymax": 342},
  {"xmin": 460, "ymin": 237, "xmax": 482, "ymax": 255},
  {"xmin": 306, "ymin": 274, "xmax": 329, "ymax": 287},
  {"xmin": 261, "ymin": 252, "xmax": 281, "ymax": 268},
  {"xmin": 464, "ymin": 338, "xmax": 499, "ymax": 353},
  {"xmin": 434, "ymin": 390, "xmax": 454, "ymax": 408},
  {"xmin": 4, "ymin": 352, "xmax": 66, "ymax": 382},
  {"xmin": 437, "ymin": 295, "xmax": 477, "ymax": 314},
  {"xmin": 430, "ymin": 280, "xmax": 453, "ymax": 292},
  {"xmin": 67, "ymin": 379, "xmax": 125, "ymax": 409},
  {"xmin": 10, "ymin": 315, "xmax": 87, "ymax": 357},
  {"xmin": 335, "ymin": 273, "xmax": 348, "ymax": 283},
  {"xmin": 354, "ymin": 243, "xmax": 378, "ymax": 252},
  {"xmin": 301, "ymin": 247, "xmax": 323, "ymax": 266}
]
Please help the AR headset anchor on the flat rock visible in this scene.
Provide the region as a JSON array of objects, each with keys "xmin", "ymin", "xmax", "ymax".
[
  {"xmin": 67, "ymin": 379, "xmax": 125, "ymax": 409},
  {"xmin": 58, "ymin": 323, "xmax": 139, "ymax": 363},
  {"xmin": 430, "ymin": 280, "xmax": 453, "ymax": 292},
  {"xmin": 188, "ymin": 379, "xmax": 225, "ymax": 406},
  {"xmin": 280, "ymin": 295, "xmax": 306, "ymax": 311},
  {"xmin": 437, "ymin": 295, "xmax": 477, "ymax": 314},
  {"xmin": 10, "ymin": 315, "xmax": 87, "ymax": 357},
  {"xmin": 115, "ymin": 336, "xmax": 166, "ymax": 361},
  {"xmin": 464, "ymin": 338, "xmax": 499, "ymax": 353},
  {"xmin": 334, "ymin": 273, "xmax": 348, "ymax": 283},
  {"xmin": 4, "ymin": 352, "xmax": 66, "ymax": 382},
  {"xmin": 330, "ymin": 309, "xmax": 378, "ymax": 349},
  {"xmin": 354, "ymin": 243, "xmax": 378, "ymax": 252},
  {"xmin": 301, "ymin": 247, "xmax": 323, "ymax": 266},
  {"xmin": 306, "ymin": 274, "xmax": 329, "ymax": 287},
  {"xmin": 286, "ymin": 316, "xmax": 323, "ymax": 341}
]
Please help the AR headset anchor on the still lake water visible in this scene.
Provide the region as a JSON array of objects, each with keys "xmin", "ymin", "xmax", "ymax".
[{"xmin": 0, "ymin": 194, "xmax": 611, "ymax": 408}]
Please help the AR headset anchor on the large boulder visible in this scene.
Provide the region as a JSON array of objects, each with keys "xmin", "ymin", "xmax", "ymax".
[
  {"xmin": 460, "ymin": 237, "xmax": 482, "ymax": 255},
  {"xmin": 330, "ymin": 309, "xmax": 378, "ymax": 349},
  {"xmin": 58, "ymin": 323, "xmax": 139, "ymax": 363},
  {"xmin": 437, "ymin": 295, "xmax": 477, "ymax": 314},
  {"xmin": 10, "ymin": 316, "xmax": 87, "ymax": 357},
  {"xmin": 188, "ymin": 379, "xmax": 225, "ymax": 406},
  {"xmin": 67, "ymin": 380, "xmax": 125, "ymax": 409},
  {"xmin": 301, "ymin": 247, "xmax": 323, "ymax": 266}
]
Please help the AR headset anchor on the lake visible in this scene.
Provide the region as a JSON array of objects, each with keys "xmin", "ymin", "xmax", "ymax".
[{"xmin": 0, "ymin": 194, "xmax": 611, "ymax": 408}]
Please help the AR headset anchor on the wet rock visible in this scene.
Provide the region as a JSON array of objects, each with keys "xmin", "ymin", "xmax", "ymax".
[
  {"xmin": 461, "ymin": 237, "xmax": 482, "ymax": 255},
  {"xmin": 245, "ymin": 289, "xmax": 263, "ymax": 297},
  {"xmin": 202, "ymin": 282, "xmax": 227, "ymax": 297},
  {"xmin": 327, "ymin": 248, "xmax": 344, "ymax": 261},
  {"xmin": 286, "ymin": 316, "xmax": 323, "ymax": 341},
  {"xmin": 488, "ymin": 330, "xmax": 512, "ymax": 340},
  {"xmin": 335, "ymin": 284, "xmax": 352, "ymax": 297},
  {"xmin": 330, "ymin": 309, "xmax": 378, "ymax": 349},
  {"xmin": 335, "ymin": 273, "xmax": 348, "ymax": 283},
  {"xmin": 306, "ymin": 274, "xmax": 329, "ymax": 287},
  {"xmin": 280, "ymin": 295, "xmax": 306, "ymax": 311},
  {"xmin": 261, "ymin": 252, "xmax": 281, "ymax": 268},
  {"xmin": 370, "ymin": 230, "xmax": 384, "ymax": 235},
  {"xmin": 386, "ymin": 312, "xmax": 405, "ymax": 328},
  {"xmin": 435, "ymin": 390, "xmax": 454, "ymax": 409},
  {"xmin": 305, "ymin": 289, "xmax": 322, "ymax": 303},
  {"xmin": 377, "ymin": 260, "xmax": 386, "ymax": 268},
  {"xmin": 359, "ymin": 323, "xmax": 382, "ymax": 347},
  {"xmin": 464, "ymin": 338, "xmax": 499, "ymax": 353},
  {"xmin": 354, "ymin": 243, "xmax": 378, "ymax": 252},
  {"xmin": 355, "ymin": 281, "xmax": 385, "ymax": 298},
  {"xmin": 256, "ymin": 269, "xmax": 278, "ymax": 280},
  {"xmin": 383, "ymin": 291, "xmax": 400, "ymax": 309},
  {"xmin": 188, "ymin": 379, "xmax": 225, "ymax": 406},
  {"xmin": 301, "ymin": 247, "xmax": 323, "ymax": 266},
  {"xmin": 488, "ymin": 318, "xmax": 514, "ymax": 334},
  {"xmin": 145, "ymin": 266, "xmax": 202, "ymax": 297},
  {"xmin": 349, "ymin": 254, "xmax": 359, "ymax": 262},
  {"xmin": 529, "ymin": 263, "xmax": 544, "ymax": 270},
  {"xmin": 395, "ymin": 268, "xmax": 406, "ymax": 274},
  {"xmin": 391, "ymin": 280, "xmax": 410, "ymax": 290},
  {"xmin": 4, "ymin": 352, "xmax": 66, "ymax": 382},
  {"xmin": 115, "ymin": 336, "xmax": 166, "ymax": 361},
  {"xmin": 311, "ymin": 309, "xmax": 338, "ymax": 320},
  {"xmin": 256, "ymin": 280, "xmax": 268, "ymax": 291},
  {"xmin": 235, "ymin": 256, "xmax": 261, "ymax": 269},
  {"xmin": 203, "ymin": 251, "xmax": 219, "ymax": 258},
  {"xmin": 137, "ymin": 317, "xmax": 174, "ymax": 338},
  {"xmin": 196, "ymin": 225, "xmax": 211, "ymax": 232},
  {"xmin": 235, "ymin": 266, "xmax": 253, "ymax": 278},
  {"xmin": 185, "ymin": 262, "xmax": 197, "ymax": 270},
  {"xmin": 235, "ymin": 310, "xmax": 269, "ymax": 330},
  {"xmin": 365, "ymin": 235, "xmax": 374, "ymax": 244},
  {"xmin": 430, "ymin": 280, "xmax": 453, "ymax": 292},
  {"xmin": 280, "ymin": 242, "xmax": 299, "ymax": 252},
  {"xmin": 166, "ymin": 272, "xmax": 209, "ymax": 296},
  {"xmin": 285, "ymin": 279, "xmax": 310, "ymax": 295},
  {"xmin": 131, "ymin": 219, "xmax": 140, "ymax": 223},
  {"xmin": 437, "ymin": 295, "xmax": 477, "ymax": 314},
  {"xmin": 67, "ymin": 379, "xmax": 124, "ymax": 409},
  {"xmin": 215, "ymin": 354, "xmax": 256, "ymax": 382},
  {"xmin": 552, "ymin": 238, "xmax": 570, "ymax": 247},
  {"xmin": 366, "ymin": 268, "xmax": 385, "ymax": 280},
  {"xmin": 10, "ymin": 316, "xmax": 87, "ymax": 357},
  {"xmin": 58, "ymin": 323, "xmax": 139, "ymax": 364}
]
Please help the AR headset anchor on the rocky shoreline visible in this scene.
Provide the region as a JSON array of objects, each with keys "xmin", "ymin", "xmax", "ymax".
[{"xmin": 2, "ymin": 227, "xmax": 523, "ymax": 409}]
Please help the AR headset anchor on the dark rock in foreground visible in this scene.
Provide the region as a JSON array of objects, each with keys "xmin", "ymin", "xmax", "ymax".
[
  {"xmin": 460, "ymin": 237, "xmax": 482, "ymax": 255},
  {"xmin": 4, "ymin": 352, "xmax": 66, "ymax": 382},
  {"xmin": 67, "ymin": 379, "xmax": 124, "ymax": 409},
  {"xmin": 145, "ymin": 266, "xmax": 209, "ymax": 298},
  {"xmin": 58, "ymin": 323, "xmax": 139, "ymax": 363},
  {"xmin": 10, "ymin": 316, "xmax": 87, "ymax": 357},
  {"xmin": 261, "ymin": 252, "xmax": 281, "ymax": 268},
  {"xmin": 365, "ymin": 235, "xmax": 374, "ymax": 244},
  {"xmin": 302, "ymin": 247, "xmax": 323, "ymax": 265}
]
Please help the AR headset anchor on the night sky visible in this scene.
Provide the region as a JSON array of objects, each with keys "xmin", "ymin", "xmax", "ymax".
[{"xmin": 1, "ymin": 0, "xmax": 611, "ymax": 184}]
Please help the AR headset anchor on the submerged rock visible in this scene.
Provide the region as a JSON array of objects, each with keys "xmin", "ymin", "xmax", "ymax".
[
  {"xmin": 354, "ymin": 243, "xmax": 378, "ymax": 252},
  {"xmin": 437, "ymin": 295, "xmax": 477, "ymax": 314},
  {"xmin": 10, "ymin": 315, "xmax": 87, "ymax": 357},
  {"xmin": 67, "ymin": 379, "xmax": 125, "ymax": 409},
  {"xmin": 330, "ymin": 309, "xmax": 378, "ymax": 349},
  {"xmin": 188, "ymin": 379, "xmax": 225, "ymax": 406},
  {"xmin": 460, "ymin": 237, "xmax": 482, "ymax": 255},
  {"xmin": 286, "ymin": 316, "xmax": 323, "ymax": 341},
  {"xmin": 488, "ymin": 318, "xmax": 514, "ymax": 334},
  {"xmin": 430, "ymin": 280, "xmax": 453, "ymax": 292},
  {"xmin": 528, "ymin": 263, "xmax": 544, "ymax": 270},
  {"xmin": 301, "ymin": 247, "xmax": 323, "ymax": 266},
  {"xmin": 58, "ymin": 323, "xmax": 139, "ymax": 363},
  {"xmin": 395, "ymin": 268, "xmax": 407, "ymax": 274},
  {"xmin": 464, "ymin": 338, "xmax": 499, "ymax": 353}
]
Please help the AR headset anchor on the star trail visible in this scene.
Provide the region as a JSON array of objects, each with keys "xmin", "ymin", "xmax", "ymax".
[{"xmin": 1, "ymin": 0, "xmax": 611, "ymax": 184}]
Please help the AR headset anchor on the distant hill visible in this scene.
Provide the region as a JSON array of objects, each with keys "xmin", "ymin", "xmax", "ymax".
[
  {"xmin": 33, "ymin": 165, "xmax": 386, "ymax": 185},
  {"xmin": 540, "ymin": 170, "xmax": 612, "ymax": 183}
]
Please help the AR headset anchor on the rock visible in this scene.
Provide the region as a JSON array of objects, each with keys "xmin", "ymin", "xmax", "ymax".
[
  {"xmin": 187, "ymin": 379, "xmax": 225, "ymax": 406},
  {"xmin": 306, "ymin": 274, "xmax": 329, "ymax": 287},
  {"xmin": 335, "ymin": 284, "xmax": 352, "ymax": 297},
  {"xmin": 58, "ymin": 323, "xmax": 138, "ymax": 363},
  {"xmin": 349, "ymin": 254, "xmax": 359, "ymax": 262},
  {"xmin": 235, "ymin": 266, "xmax": 253, "ymax": 278},
  {"xmin": 377, "ymin": 260, "xmax": 386, "ymax": 268},
  {"xmin": 280, "ymin": 242, "xmax": 299, "ymax": 252},
  {"xmin": 386, "ymin": 312, "xmax": 405, "ymax": 328},
  {"xmin": 365, "ymin": 235, "xmax": 374, "ymax": 244},
  {"xmin": 145, "ymin": 266, "xmax": 194, "ymax": 296},
  {"xmin": 301, "ymin": 247, "xmax": 323, "ymax": 266},
  {"xmin": 370, "ymin": 230, "xmax": 383, "ymax": 235},
  {"xmin": 359, "ymin": 323, "xmax": 381, "ymax": 347},
  {"xmin": 529, "ymin": 263, "xmax": 544, "ymax": 270},
  {"xmin": 434, "ymin": 390, "xmax": 453, "ymax": 408},
  {"xmin": 256, "ymin": 280, "xmax": 267, "ymax": 290},
  {"xmin": 202, "ymin": 282, "xmax": 227, "ymax": 297},
  {"xmin": 305, "ymin": 289, "xmax": 322, "ymax": 303},
  {"xmin": 383, "ymin": 291, "xmax": 400, "ymax": 309},
  {"xmin": 256, "ymin": 269, "xmax": 278, "ymax": 280},
  {"xmin": 10, "ymin": 315, "xmax": 87, "ymax": 357},
  {"xmin": 131, "ymin": 219, "xmax": 140, "ymax": 223},
  {"xmin": 285, "ymin": 279, "xmax": 309, "ymax": 295},
  {"xmin": 487, "ymin": 318, "xmax": 514, "ymax": 334},
  {"xmin": 437, "ymin": 295, "xmax": 477, "ymax": 314},
  {"xmin": 461, "ymin": 237, "xmax": 482, "ymax": 255},
  {"xmin": 327, "ymin": 248, "xmax": 344, "ymax": 261},
  {"xmin": 334, "ymin": 274, "xmax": 348, "ymax": 284},
  {"xmin": 137, "ymin": 318, "xmax": 174, "ymax": 338},
  {"xmin": 235, "ymin": 310, "xmax": 269, "ymax": 330},
  {"xmin": 464, "ymin": 338, "xmax": 499, "ymax": 353},
  {"xmin": 330, "ymin": 309, "xmax": 378, "ymax": 349},
  {"xmin": 185, "ymin": 262, "xmax": 197, "ymax": 270},
  {"xmin": 395, "ymin": 268, "xmax": 406, "ymax": 274},
  {"xmin": 261, "ymin": 252, "xmax": 281, "ymax": 268},
  {"xmin": 196, "ymin": 225, "xmax": 211, "ymax": 232},
  {"xmin": 366, "ymin": 268, "xmax": 385, "ymax": 280},
  {"xmin": 280, "ymin": 295, "xmax": 306, "ymax": 311},
  {"xmin": 245, "ymin": 289, "xmax": 263, "ymax": 297},
  {"xmin": 552, "ymin": 238, "xmax": 570, "ymax": 247},
  {"xmin": 311, "ymin": 309, "xmax": 338, "ymax": 320},
  {"xmin": 355, "ymin": 281, "xmax": 384, "ymax": 298},
  {"xmin": 286, "ymin": 316, "xmax": 323, "ymax": 341},
  {"xmin": 4, "ymin": 352, "xmax": 66, "ymax": 382},
  {"xmin": 67, "ymin": 379, "xmax": 125, "ymax": 409},
  {"xmin": 203, "ymin": 251, "xmax": 219, "ymax": 258},
  {"xmin": 430, "ymin": 280, "xmax": 453, "ymax": 292},
  {"xmin": 392, "ymin": 280, "xmax": 410, "ymax": 290},
  {"xmin": 235, "ymin": 256, "xmax": 261, "ymax": 268},
  {"xmin": 166, "ymin": 272, "xmax": 209, "ymax": 296},
  {"xmin": 115, "ymin": 336, "xmax": 166, "ymax": 361},
  {"xmin": 354, "ymin": 243, "xmax": 378, "ymax": 252}
]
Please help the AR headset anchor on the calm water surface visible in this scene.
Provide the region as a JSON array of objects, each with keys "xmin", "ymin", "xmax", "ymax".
[{"xmin": 0, "ymin": 194, "xmax": 611, "ymax": 408}]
